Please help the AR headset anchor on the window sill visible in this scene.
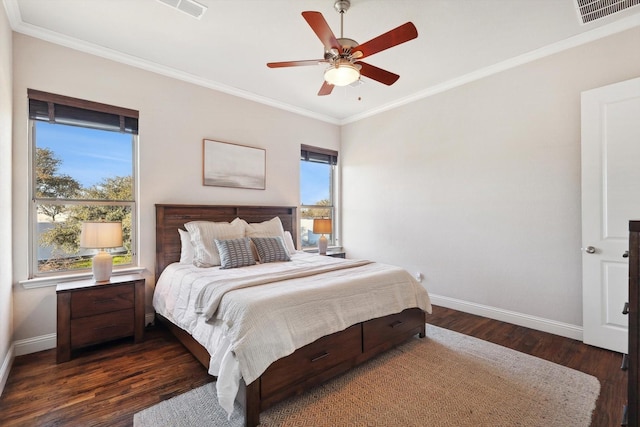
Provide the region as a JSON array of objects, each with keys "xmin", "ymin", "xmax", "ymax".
[
  {"xmin": 303, "ymin": 246, "xmax": 343, "ymax": 254},
  {"xmin": 19, "ymin": 266, "xmax": 147, "ymax": 289}
]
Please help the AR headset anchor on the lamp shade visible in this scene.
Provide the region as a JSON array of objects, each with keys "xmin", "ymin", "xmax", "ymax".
[
  {"xmin": 313, "ymin": 218, "xmax": 332, "ymax": 235},
  {"xmin": 80, "ymin": 221, "xmax": 123, "ymax": 249}
]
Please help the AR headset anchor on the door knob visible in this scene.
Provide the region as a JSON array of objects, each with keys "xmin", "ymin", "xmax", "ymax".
[
  {"xmin": 585, "ymin": 246, "xmax": 596, "ymax": 254},
  {"xmin": 623, "ymin": 251, "xmax": 629, "ymax": 258}
]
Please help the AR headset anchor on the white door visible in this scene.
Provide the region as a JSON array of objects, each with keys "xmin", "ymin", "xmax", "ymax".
[{"xmin": 581, "ymin": 77, "xmax": 640, "ymax": 354}]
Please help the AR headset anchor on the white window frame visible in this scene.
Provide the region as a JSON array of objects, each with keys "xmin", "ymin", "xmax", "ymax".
[
  {"xmin": 300, "ymin": 145, "xmax": 339, "ymax": 250},
  {"xmin": 27, "ymin": 89, "xmax": 139, "ymax": 279}
]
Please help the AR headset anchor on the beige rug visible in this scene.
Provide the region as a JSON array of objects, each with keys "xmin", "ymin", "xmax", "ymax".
[{"xmin": 134, "ymin": 325, "xmax": 600, "ymax": 426}]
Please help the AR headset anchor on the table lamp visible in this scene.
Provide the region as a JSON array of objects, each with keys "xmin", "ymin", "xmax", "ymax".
[
  {"xmin": 313, "ymin": 218, "xmax": 332, "ymax": 255},
  {"xmin": 80, "ymin": 221, "xmax": 123, "ymax": 282}
]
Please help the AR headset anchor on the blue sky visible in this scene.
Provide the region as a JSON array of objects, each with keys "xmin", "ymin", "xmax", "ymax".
[
  {"xmin": 300, "ymin": 161, "xmax": 330, "ymax": 205},
  {"xmin": 36, "ymin": 122, "xmax": 133, "ymax": 188}
]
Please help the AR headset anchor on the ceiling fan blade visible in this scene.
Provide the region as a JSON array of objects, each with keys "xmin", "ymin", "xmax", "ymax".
[
  {"xmin": 318, "ymin": 81, "xmax": 334, "ymax": 96},
  {"xmin": 353, "ymin": 22, "xmax": 418, "ymax": 59},
  {"xmin": 358, "ymin": 61, "xmax": 400, "ymax": 86},
  {"xmin": 302, "ymin": 11, "xmax": 342, "ymax": 52},
  {"xmin": 267, "ymin": 59, "xmax": 327, "ymax": 68}
]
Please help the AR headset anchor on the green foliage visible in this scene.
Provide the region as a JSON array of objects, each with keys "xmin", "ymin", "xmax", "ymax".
[
  {"xmin": 36, "ymin": 148, "xmax": 133, "ymax": 272},
  {"xmin": 301, "ymin": 199, "xmax": 331, "ymax": 219},
  {"xmin": 36, "ymin": 147, "xmax": 82, "ymax": 220}
]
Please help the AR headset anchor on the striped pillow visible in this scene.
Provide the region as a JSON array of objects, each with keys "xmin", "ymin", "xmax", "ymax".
[
  {"xmin": 251, "ymin": 237, "xmax": 291, "ymax": 264},
  {"xmin": 214, "ymin": 238, "xmax": 256, "ymax": 269}
]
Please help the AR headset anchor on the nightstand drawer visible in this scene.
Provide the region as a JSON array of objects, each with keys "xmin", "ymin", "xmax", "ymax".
[
  {"xmin": 71, "ymin": 284, "xmax": 134, "ymax": 318},
  {"xmin": 70, "ymin": 309, "xmax": 135, "ymax": 347}
]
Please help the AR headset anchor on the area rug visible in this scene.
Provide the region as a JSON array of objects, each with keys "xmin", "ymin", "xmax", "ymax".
[{"xmin": 134, "ymin": 325, "xmax": 600, "ymax": 426}]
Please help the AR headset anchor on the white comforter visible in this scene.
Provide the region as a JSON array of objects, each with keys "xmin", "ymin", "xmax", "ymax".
[{"xmin": 153, "ymin": 252, "xmax": 432, "ymax": 415}]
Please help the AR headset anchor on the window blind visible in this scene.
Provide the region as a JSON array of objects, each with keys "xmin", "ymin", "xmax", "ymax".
[
  {"xmin": 28, "ymin": 89, "xmax": 139, "ymax": 135},
  {"xmin": 301, "ymin": 144, "xmax": 338, "ymax": 165}
]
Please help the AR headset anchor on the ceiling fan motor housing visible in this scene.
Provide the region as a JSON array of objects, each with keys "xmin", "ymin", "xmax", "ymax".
[{"xmin": 334, "ymin": 0, "xmax": 351, "ymax": 14}]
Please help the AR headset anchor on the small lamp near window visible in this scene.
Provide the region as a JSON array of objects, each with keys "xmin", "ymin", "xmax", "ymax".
[
  {"xmin": 80, "ymin": 221, "xmax": 123, "ymax": 283},
  {"xmin": 313, "ymin": 218, "xmax": 332, "ymax": 255}
]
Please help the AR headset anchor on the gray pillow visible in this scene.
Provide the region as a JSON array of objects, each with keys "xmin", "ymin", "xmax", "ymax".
[
  {"xmin": 251, "ymin": 237, "xmax": 291, "ymax": 263},
  {"xmin": 214, "ymin": 237, "xmax": 256, "ymax": 269}
]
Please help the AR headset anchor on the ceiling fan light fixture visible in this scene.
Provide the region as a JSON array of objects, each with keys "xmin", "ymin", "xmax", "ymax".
[{"xmin": 324, "ymin": 60, "xmax": 360, "ymax": 86}]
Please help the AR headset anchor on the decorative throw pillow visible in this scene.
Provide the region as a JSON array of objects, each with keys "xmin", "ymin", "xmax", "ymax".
[
  {"xmin": 214, "ymin": 238, "xmax": 256, "ymax": 269},
  {"xmin": 178, "ymin": 229, "xmax": 194, "ymax": 264},
  {"xmin": 185, "ymin": 218, "xmax": 245, "ymax": 267},
  {"xmin": 244, "ymin": 216, "xmax": 286, "ymax": 241},
  {"xmin": 251, "ymin": 237, "xmax": 291, "ymax": 263}
]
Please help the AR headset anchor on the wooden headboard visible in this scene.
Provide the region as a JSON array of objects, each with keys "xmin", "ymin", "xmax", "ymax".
[{"xmin": 155, "ymin": 204, "xmax": 297, "ymax": 279}]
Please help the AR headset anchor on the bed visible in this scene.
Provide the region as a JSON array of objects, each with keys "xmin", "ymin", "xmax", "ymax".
[{"xmin": 153, "ymin": 204, "xmax": 431, "ymax": 427}]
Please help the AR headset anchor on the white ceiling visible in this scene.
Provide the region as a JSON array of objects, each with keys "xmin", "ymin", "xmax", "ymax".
[{"xmin": 5, "ymin": 0, "xmax": 640, "ymax": 124}]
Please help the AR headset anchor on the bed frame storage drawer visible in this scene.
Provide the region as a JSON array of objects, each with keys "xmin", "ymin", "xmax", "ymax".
[
  {"xmin": 70, "ymin": 284, "xmax": 134, "ymax": 318},
  {"xmin": 363, "ymin": 308, "xmax": 425, "ymax": 353},
  {"xmin": 260, "ymin": 324, "xmax": 362, "ymax": 397}
]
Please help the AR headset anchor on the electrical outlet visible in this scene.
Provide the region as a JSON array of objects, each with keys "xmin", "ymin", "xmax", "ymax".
[{"xmin": 415, "ymin": 272, "xmax": 423, "ymax": 282}]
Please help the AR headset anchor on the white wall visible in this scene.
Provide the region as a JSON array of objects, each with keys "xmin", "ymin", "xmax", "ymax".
[
  {"xmin": 341, "ymin": 27, "xmax": 640, "ymax": 335},
  {"xmin": 11, "ymin": 34, "xmax": 339, "ymax": 347},
  {"xmin": 0, "ymin": 3, "xmax": 13, "ymax": 394}
]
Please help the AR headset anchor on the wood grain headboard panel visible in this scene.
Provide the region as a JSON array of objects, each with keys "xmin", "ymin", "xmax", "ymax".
[{"xmin": 155, "ymin": 204, "xmax": 297, "ymax": 279}]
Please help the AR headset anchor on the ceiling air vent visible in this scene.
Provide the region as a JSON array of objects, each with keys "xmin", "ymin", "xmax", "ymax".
[
  {"xmin": 156, "ymin": 0, "xmax": 207, "ymax": 19},
  {"xmin": 574, "ymin": 0, "xmax": 640, "ymax": 24}
]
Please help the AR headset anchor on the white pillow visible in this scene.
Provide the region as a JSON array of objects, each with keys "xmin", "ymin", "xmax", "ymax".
[
  {"xmin": 244, "ymin": 216, "xmax": 286, "ymax": 241},
  {"xmin": 178, "ymin": 229, "xmax": 194, "ymax": 264},
  {"xmin": 283, "ymin": 231, "xmax": 296, "ymax": 255},
  {"xmin": 185, "ymin": 218, "xmax": 245, "ymax": 267}
]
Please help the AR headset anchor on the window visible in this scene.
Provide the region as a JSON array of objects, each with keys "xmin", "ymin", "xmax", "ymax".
[
  {"xmin": 300, "ymin": 145, "xmax": 338, "ymax": 249},
  {"xmin": 28, "ymin": 89, "xmax": 138, "ymax": 277}
]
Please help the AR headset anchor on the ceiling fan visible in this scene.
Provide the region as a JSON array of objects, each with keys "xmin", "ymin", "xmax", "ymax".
[{"xmin": 267, "ymin": 0, "xmax": 418, "ymax": 96}]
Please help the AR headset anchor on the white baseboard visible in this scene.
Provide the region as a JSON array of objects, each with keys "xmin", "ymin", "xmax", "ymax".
[
  {"xmin": 14, "ymin": 333, "xmax": 57, "ymax": 357},
  {"xmin": 0, "ymin": 344, "xmax": 15, "ymax": 397},
  {"xmin": 429, "ymin": 293, "xmax": 583, "ymax": 341}
]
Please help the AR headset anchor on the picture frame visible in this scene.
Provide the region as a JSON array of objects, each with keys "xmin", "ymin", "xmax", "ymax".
[{"xmin": 202, "ymin": 139, "xmax": 266, "ymax": 190}]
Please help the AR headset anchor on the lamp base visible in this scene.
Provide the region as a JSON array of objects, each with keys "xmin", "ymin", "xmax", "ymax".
[
  {"xmin": 318, "ymin": 235, "xmax": 328, "ymax": 255},
  {"xmin": 92, "ymin": 250, "xmax": 113, "ymax": 283}
]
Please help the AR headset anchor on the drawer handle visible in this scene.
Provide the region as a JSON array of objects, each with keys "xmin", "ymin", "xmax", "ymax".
[
  {"xmin": 94, "ymin": 298, "xmax": 116, "ymax": 304},
  {"xmin": 93, "ymin": 324, "xmax": 119, "ymax": 331},
  {"xmin": 390, "ymin": 320, "xmax": 404, "ymax": 328},
  {"xmin": 311, "ymin": 352, "xmax": 329, "ymax": 362},
  {"xmin": 623, "ymin": 302, "xmax": 629, "ymax": 315}
]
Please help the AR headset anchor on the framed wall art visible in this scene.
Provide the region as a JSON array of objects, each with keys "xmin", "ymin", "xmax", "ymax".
[{"xmin": 202, "ymin": 139, "xmax": 266, "ymax": 190}]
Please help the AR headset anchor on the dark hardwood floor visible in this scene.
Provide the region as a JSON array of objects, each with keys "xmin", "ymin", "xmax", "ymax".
[{"xmin": 0, "ymin": 306, "xmax": 627, "ymax": 426}]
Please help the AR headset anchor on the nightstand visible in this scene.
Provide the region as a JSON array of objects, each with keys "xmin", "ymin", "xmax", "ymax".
[
  {"xmin": 325, "ymin": 250, "xmax": 346, "ymax": 258},
  {"xmin": 56, "ymin": 273, "xmax": 145, "ymax": 363}
]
